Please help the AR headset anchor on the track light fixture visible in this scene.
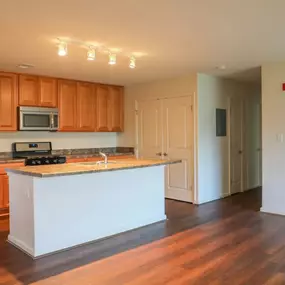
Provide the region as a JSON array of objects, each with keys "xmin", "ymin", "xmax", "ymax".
[
  {"xmin": 56, "ymin": 39, "xmax": 138, "ymax": 68},
  {"xmin": 129, "ymin": 56, "xmax": 136, "ymax": 69},
  {"xmin": 87, "ymin": 46, "xmax": 96, "ymax": 61},
  {"xmin": 108, "ymin": 53, "xmax": 116, "ymax": 65},
  {"xmin": 58, "ymin": 41, "xmax": 67, "ymax": 56}
]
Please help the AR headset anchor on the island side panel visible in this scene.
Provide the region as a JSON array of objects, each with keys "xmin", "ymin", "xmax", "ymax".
[
  {"xmin": 33, "ymin": 166, "xmax": 166, "ymax": 257},
  {"xmin": 7, "ymin": 173, "xmax": 35, "ymax": 256}
]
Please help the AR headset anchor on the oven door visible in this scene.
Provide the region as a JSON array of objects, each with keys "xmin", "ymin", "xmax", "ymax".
[{"xmin": 19, "ymin": 107, "xmax": 58, "ymax": 131}]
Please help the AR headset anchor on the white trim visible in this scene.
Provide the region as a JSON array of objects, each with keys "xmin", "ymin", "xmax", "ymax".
[{"xmin": 8, "ymin": 235, "xmax": 35, "ymax": 257}]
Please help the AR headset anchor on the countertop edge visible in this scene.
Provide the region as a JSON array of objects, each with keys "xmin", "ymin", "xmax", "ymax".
[{"xmin": 5, "ymin": 160, "xmax": 181, "ymax": 178}]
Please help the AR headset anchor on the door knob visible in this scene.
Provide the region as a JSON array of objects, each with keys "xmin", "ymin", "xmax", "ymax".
[
  {"xmin": 238, "ymin": 150, "xmax": 243, "ymax": 154},
  {"xmin": 163, "ymin": 153, "xmax": 168, "ymax": 156},
  {"xmin": 156, "ymin": 152, "xmax": 162, "ymax": 156}
]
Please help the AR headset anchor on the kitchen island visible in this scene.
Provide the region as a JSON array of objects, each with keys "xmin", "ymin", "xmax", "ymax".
[{"xmin": 6, "ymin": 158, "xmax": 180, "ymax": 258}]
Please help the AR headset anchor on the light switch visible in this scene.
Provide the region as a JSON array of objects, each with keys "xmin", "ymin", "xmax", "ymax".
[{"xmin": 277, "ymin": 133, "xmax": 284, "ymax": 143}]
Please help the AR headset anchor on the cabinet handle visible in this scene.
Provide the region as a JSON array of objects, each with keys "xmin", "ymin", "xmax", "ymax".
[
  {"xmin": 163, "ymin": 153, "xmax": 168, "ymax": 156},
  {"xmin": 156, "ymin": 152, "xmax": 162, "ymax": 156}
]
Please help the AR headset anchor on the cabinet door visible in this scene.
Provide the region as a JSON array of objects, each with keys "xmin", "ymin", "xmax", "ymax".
[
  {"xmin": 19, "ymin": 75, "xmax": 38, "ymax": 106},
  {"xmin": 39, "ymin": 77, "xmax": 58, "ymax": 107},
  {"xmin": 96, "ymin": 85, "xmax": 110, "ymax": 131},
  {"xmin": 77, "ymin": 82, "xmax": 95, "ymax": 131},
  {"xmin": 109, "ymin": 86, "xmax": 124, "ymax": 132},
  {"xmin": 0, "ymin": 73, "xmax": 18, "ymax": 131},
  {"xmin": 3, "ymin": 175, "xmax": 9, "ymax": 208},
  {"xmin": 58, "ymin": 80, "xmax": 77, "ymax": 131}
]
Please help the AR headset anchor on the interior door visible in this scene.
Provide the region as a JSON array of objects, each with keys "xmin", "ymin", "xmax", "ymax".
[
  {"xmin": 162, "ymin": 97, "xmax": 193, "ymax": 202},
  {"xmin": 137, "ymin": 99, "xmax": 162, "ymax": 159},
  {"xmin": 230, "ymin": 96, "xmax": 243, "ymax": 194}
]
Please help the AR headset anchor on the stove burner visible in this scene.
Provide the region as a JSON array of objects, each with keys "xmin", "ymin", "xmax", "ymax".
[{"xmin": 25, "ymin": 156, "xmax": 66, "ymax": 166}]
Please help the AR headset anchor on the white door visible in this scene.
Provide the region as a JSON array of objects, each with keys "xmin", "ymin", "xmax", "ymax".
[
  {"xmin": 137, "ymin": 99, "xmax": 162, "ymax": 159},
  {"xmin": 162, "ymin": 97, "xmax": 193, "ymax": 202},
  {"xmin": 230, "ymin": 96, "xmax": 244, "ymax": 194}
]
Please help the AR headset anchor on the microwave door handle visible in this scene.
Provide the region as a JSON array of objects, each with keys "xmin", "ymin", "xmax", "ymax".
[{"xmin": 50, "ymin": 113, "xmax": 54, "ymax": 129}]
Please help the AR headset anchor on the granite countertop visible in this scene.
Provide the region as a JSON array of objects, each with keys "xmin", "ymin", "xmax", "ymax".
[
  {"xmin": 5, "ymin": 159, "xmax": 181, "ymax": 178},
  {"xmin": 0, "ymin": 152, "xmax": 134, "ymax": 164}
]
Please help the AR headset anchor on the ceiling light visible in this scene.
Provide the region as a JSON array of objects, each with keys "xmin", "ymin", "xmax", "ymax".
[
  {"xmin": 108, "ymin": 53, "xmax": 116, "ymax": 65},
  {"xmin": 87, "ymin": 46, "xmax": 96, "ymax": 61},
  {"xmin": 129, "ymin": 56, "xmax": 136, "ymax": 69},
  {"xmin": 216, "ymin": 65, "xmax": 226, "ymax": 70},
  {"xmin": 58, "ymin": 42, "xmax": 67, "ymax": 56},
  {"xmin": 17, "ymin": 64, "xmax": 34, "ymax": 69}
]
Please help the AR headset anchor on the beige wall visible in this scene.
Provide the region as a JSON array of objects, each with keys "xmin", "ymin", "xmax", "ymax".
[
  {"xmin": 196, "ymin": 74, "xmax": 261, "ymax": 203},
  {"xmin": 0, "ymin": 132, "xmax": 117, "ymax": 152},
  {"xmin": 261, "ymin": 63, "xmax": 285, "ymax": 215},
  {"xmin": 117, "ymin": 74, "xmax": 197, "ymax": 147}
]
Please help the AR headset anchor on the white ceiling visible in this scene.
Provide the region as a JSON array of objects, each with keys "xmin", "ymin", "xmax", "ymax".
[{"xmin": 0, "ymin": 0, "xmax": 284, "ymax": 86}]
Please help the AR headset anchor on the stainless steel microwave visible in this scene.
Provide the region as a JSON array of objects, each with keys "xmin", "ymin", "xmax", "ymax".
[{"xmin": 19, "ymin": 106, "xmax": 59, "ymax": 131}]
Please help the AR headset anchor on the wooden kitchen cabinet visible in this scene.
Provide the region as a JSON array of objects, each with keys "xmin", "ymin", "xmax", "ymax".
[
  {"xmin": 109, "ymin": 86, "xmax": 124, "ymax": 132},
  {"xmin": 77, "ymin": 82, "xmax": 95, "ymax": 131},
  {"xmin": 19, "ymin": 75, "xmax": 39, "ymax": 106},
  {"xmin": 58, "ymin": 80, "xmax": 77, "ymax": 131},
  {"xmin": 39, "ymin": 77, "xmax": 58, "ymax": 107},
  {"xmin": 96, "ymin": 85, "xmax": 110, "ymax": 131},
  {"xmin": 0, "ymin": 73, "xmax": 18, "ymax": 131}
]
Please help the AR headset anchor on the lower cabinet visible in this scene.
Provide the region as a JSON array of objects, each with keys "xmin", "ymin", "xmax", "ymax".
[{"xmin": 0, "ymin": 174, "xmax": 9, "ymax": 209}]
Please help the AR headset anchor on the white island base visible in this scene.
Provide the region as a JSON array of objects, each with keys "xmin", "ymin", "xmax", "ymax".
[{"xmin": 7, "ymin": 166, "xmax": 166, "ymax": 258}]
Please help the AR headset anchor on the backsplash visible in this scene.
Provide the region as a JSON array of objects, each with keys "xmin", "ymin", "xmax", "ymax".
[{"xmin": 0, "ymin": 147, "xmax": 134, "ymax": 160}]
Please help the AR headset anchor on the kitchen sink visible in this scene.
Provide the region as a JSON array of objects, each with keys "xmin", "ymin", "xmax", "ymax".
[{"xmin": 79, "ymin": 160, "xmax": 118, "ymax": 166}]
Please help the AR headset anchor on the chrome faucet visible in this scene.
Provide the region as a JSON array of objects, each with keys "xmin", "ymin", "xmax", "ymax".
[{"xmin": 99, "ymin": 152, "xmax": 108, "ymax": 164}]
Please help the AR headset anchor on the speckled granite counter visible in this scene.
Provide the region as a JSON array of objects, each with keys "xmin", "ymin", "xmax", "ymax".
[{"xmin": 6, "ymin": 159, "xmax": 181, "ymax": 178}]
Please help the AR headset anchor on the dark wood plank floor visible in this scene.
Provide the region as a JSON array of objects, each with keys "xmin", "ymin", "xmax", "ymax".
[{"xmin": 1, "ymin": 188, "xmax": 285, "ymax": 285}]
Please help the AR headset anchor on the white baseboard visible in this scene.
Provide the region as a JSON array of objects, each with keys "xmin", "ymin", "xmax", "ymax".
[
  {"xmin": 8, "ymin": 235, "xmax": 35, "ymax": 258},
  {"xmin": 260, "ymin": 207, "xmax": 285, "ymax": 216}
]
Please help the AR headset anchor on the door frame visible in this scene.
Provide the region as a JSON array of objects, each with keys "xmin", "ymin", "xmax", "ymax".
[{"xmin": 228, "ymin": 96, "xmax": 245, "ymax": 196}]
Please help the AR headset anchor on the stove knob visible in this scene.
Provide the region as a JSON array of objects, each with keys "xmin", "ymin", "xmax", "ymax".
[
  {"xmin": 45, "ymin": 159, "xmax": 50, "ymax": 164},
  {"xmin": 36, "ymin": 160, "xmax": 41, "ymax": 165},
  {"xmin": 32, "ymin": 160, "xmax": 36, "ymax": 165},
  {"xmin": 53, "ymin": 159, "xmax": 58, "ymax": 164}
]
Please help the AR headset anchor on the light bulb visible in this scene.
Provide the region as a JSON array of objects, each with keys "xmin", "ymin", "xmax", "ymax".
[
  {"xmin": 87, "ymin": 46, "xmax": 96, "ymax": 61},
  {"xmin": 129, "ymin": 56, "xmax": 136, "ymax": 69},
  {"xmin": 58, "ymin": 42, "xmax": 67, "ymax": 56},
  {"xmin": 108, "ymin": 53, "xmax": 116, "ymax": 65}
]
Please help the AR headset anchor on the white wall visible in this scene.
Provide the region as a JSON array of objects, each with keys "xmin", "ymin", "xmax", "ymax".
[
  {"xmin": 117, "ymin": 74, "xmax": 197, "ymax": 147},
  {"xmin": 0, "ymin": 132, "xmax": 117, "ymax": 152},
  {"xmin": 196, "ymin": 74, "xmax": 261, "ymax": 204},
  {"xmin": 261, "ymin": 63, "xmax": 285, "ymax": 215},
  {"xmin": 197, "ymin": 74, "xmax": 230, "ymax": 203}
]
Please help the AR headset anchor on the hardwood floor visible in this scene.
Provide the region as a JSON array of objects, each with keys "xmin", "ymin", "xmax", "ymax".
[{"xmin": 1, "ymin": 188, "xmax": 285, "ymax": 285}]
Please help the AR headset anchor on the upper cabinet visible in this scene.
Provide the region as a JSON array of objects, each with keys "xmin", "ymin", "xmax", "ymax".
[
  {"xmin": 109, "ymin": 86, "xmax": 124, "ymax": 132},
  {"xmin": 0, "ymin": 71, "xmax": 124, "ymax": 133},
  {"xmin": 19, "ymin": 75, "xmax": 58, "ymax": 107},
  {"xmin": 58, "ymin": 80, "xmax": 77, "ymax": 131},
  {"xmin": 96, "ymin": 85, "xmax": 124, "ymax": 132},
  {"xmin": 77, "ymin": 82, "xmax": 95, "ymax": 131},
  {"xmin": 96, "ymin": 85, "xmax": 110, "ymax": 132},
  {"xmin": 39, "ymin": 77, "xmax": 58, "ymax": 107},
  {"xmin": 0, "ymin": 73, "xmax": 18, "ymax": 131},
  {"xmin": 19, "ymin": 75, "xmax": 38, "ymax": 106}
]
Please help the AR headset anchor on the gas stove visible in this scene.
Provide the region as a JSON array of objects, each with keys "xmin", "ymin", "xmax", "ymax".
[{"xmin": 12, "ymin": 142, "xmax": 66, "ymax": 166}]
